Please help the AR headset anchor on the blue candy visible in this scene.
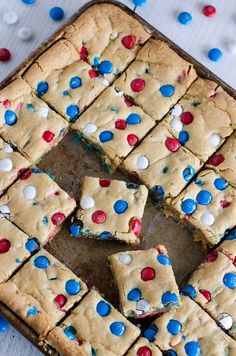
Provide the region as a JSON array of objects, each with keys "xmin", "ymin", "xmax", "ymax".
[
  {"xmin": 208, "ymin": 48, "xmax": 222, "ymax": 62},
  {"xmin": 182, "ymin": 165, "xmax": 195, "ymax": 182},
  {"xmin": 110, "ymin": 322, "xmax": 126, "ymax": 336},
  {"xmin": 63, "ymin": 326, "xmax": 76, "ymax": 340},
  {"xmin": 214, "ymin": 177, "xmax": 228, "ymax": 191},
  {"xmin": 132, "ymin": 0, "xmax": 147, "ymax": 6},
  {"xmin": 69, "ymin": 76, "xmax": 82, "ymax": 89},
  {"xmin": 153, "ymin": 185, "xmax": 165, "ymax": 198},
  {"xmin": 159, "ymin": 84, "xmax": 175, "ymax": 97},
  {"xmin": 178, "ymin": 131, "xmax": 189, "ymax": 145},
  {"xmin": 126, "ymin": 113, "xmax": 141, "ymax": 125},
  {"xmin": 99, "ymin": 231, "xmax": 113, "ymax": 240},
  {"xmin": 96, "ymin": 301, "xmax": 111, "ymax": 317},
  {"xmin": 63, "ymin": 90, "xmax": 69, "ymax": 96},
  {"xmin": 98, "ymin": 60, "xmax": 113, "ymax": 75},
  {"xmin": 223, "ymin": 272, "xmax": 236, "ymax": 289},
  {"xmin": 34, "ymin": 255, "xmax": 50, "ymax": 269},
  {"xmin": 162, "ymin": 292, "xmax": 179, "ymax": 306},
  {"xmin": 0, "ymin": 317, "xmax": 9, "ymax": 333},
  {"xmin": 49, "ymin": 7, "xmax": 64, "ymax": 21},
  {"xmin": 22, "ymin": 0, "xmax": 35, "ymax": 4},
  {"xmin": 166, "ymin": 350, "xmax": 177, "ymax": 356},
  {"xmin": 4, "ymin": 110, "xmax": 17, "ymax": 126},
  {"xmin": 113, "ymin": 200, "xmax": 128, "ymax": 214},
  {"xmin": 70, "ymin": 221, "xmax": 83, "ymax": 236},
  {"xmin": 181, "ymin": 199, "xmax": 197, "ymax": 215},
  {"xmin": 181, "ymin": 284, "xmax": 196, "ymax": 299},
  {"xmin": 25, "ymin": 238, "xmax": 40, "ymax": 254},
  {"xmin": 143, "ymin": 324, "xmax": 158, "ymax": 342},
  {"xmin": 127, "ymin": 288, "xmax": 142, "ymax": 301},
  {"xmin": 65, "ymin": 279, "xmax": 81, "ymax": 295},
  {"xmin": 36, "ymin": 81, "xmax": 49, "ymax": 96},
  {"xmin": 66, "ymin": 104, "xmax": 80, "ymax": 121},
  {"xmin": 225, "ymin": 229, "xmax": 236, "ymax": 240},
  {"xmin": 184, "ymin": 341, "xmax": 201, "ymax": 356},
  {"xmin": 157, "ymin": 254, "xmax": 171, "ymax": 265},
  {"xmin": 178, "ymin": 12, "xmax": 192, "ymax": 25},
  {"xmin": 167, "ymin": 319, "xmax": 182, "ymax": 335},
  {"xmin": 99, "ymin": 130, "xmax": 114, "ymax": 143},
  {"xmin": 196, "ymin": 190, "xmax": 212, "ymax": 205},
  {"xmin": 26, "ymin": 306, "xmax": 38, "ymax": 316}
]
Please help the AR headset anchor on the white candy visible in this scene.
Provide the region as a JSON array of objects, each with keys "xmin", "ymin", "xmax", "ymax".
[
  {"xmin": 217, "ymin": 313, "xmax": 233, "ymax": 330},
  {"xmin": 3, "ymin": 11, "xmax": 18, "ymax": 25},
  {"xmin": 23, "ymin": 185, "xmax": 37, "ymax": 200},
  {"xmin": 3, "ymin": 143, "xmax": 13, "ymax": 153},
  {"xmin": 99, "ymin": 78, "xmax": 109, "ymax": 86},
  {"xmin": 83, "ymin": 123, "xmax": 97, "ymax": 135},
  {"xmin": 171, "ymin": 104, "xmax": 183, "ymax": 116},
  {"xmin": 0, "ymin": 158, "xmax": 13, "ymax": 172},
  {"xmin": 136, "ymin": 299, "xmax": 151, "ymax": 313},
  {"xmin": 17, "ymin": 27, "xmax": 32, "ymax": 41},
  {"xmin": 118, "ymin": 254, "xmax": 133, "ymax": 265},
  {"xmin": 170, "ymin": 117, "xmax": 183, "ymax": 132},
  {"xmin": 136, "ymin": 155, "xmax": 149, "ymax": 170},
  {"xmin": 110, "ymin": 31, "xmax": 119, "ymax": 40},
  {"xmin": 208, "ymin": 133, "xmax": 221, "ymax": 147},
  {"xmin": 0, "ymin": 205, "xmax": 11, "ymax": 218},
  {"xmin": 114, "ymin": 90, "xmax": 123, "ymax": 97},
  {"xmin": 80, "ymin": 196, "xmax": 95, "ymax": 209},
  {"xmin": 38, "ymin": 106, "xmax": 49, "ymax": 118},
  {"xmin": 200, "ymin": 212, "xmax": 215, "ymax": 226},
  {"xmin": 226, "ymin": 40, "xmax": 236, "ymax": 55}
]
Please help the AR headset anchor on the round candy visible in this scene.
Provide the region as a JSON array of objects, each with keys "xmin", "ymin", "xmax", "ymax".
[
  {"xmin": 136, "ymin": 155, "xmax": 149, "ymax": 170},
  {"xmin": 203, "ymin": 5, "xmax": 216, "ymax": 17},
  {"xmin": 0, "ymin": 238, "xmax": 11, "ymax": 254},
  {"xmin": 69, "ymin": 76, "xmax": 82, "ymax": 89},
  {"xmin": 22, "ymin": 0, "xmax": 35, "ymax": 3},
  {"xmin": 121, "ymin": 35, "xmax": 136, "ymax": 49},
  {"xmin": 208, "ymin": 48, "xmax": 222, "ymax": 62},
  {"xmin": 141, "ymin": 267, "xmax": 155, "ymax": 281},
  {"xmin": 126, "ymin": 113, "xmax": 141, "ymax": 125},
  {"xmin": 115, "ymin": 119, "xmax": 126, "ymax": 130},
  {"xmin": 36, "ymin": 81, "xmax": 48, "ymax": 97},
  {"xmin": 136, "ymin": 298, "xmax": 151, "ymax": 313},
  {"xmin": 80, "ymin": 196, "xmax": 95, "ymax": 209},
  {"xmin": 137, "ymin": 346, "xmax": 152, "ymax": 356},
  {"xmin": 92, "ymin": 210, "xmax": 106, "ymax": 224},
  {"xmin": 157, "ymin": 254, "xmax": 171, "ymax": 265},
  {"xmin": 131, "ymin": 218, "xmax": 142, "ymax": 236},
  {"xmin": 0, "ymin": 158, "xmax": 13, "ymax": 172},
  {"xmin": 214, "ymin": 177, "xmax": 228, "ymax": 191},
  {"xmin": 167, "ymin": 319, "xmax": 182, "ymax": 335},
  {"xmin": 127, "ymin": 288, "xmax": 142, "ymax": 301},
  {"xmin": 70, "ymin": 220, "xmax": 83, "ymax": 236},
  {"xmin": 25, "ymin": 238, "xmax": 40, "ymax": 253},
  {"xmin": 171, "ymin": 104, "xmax": 183, "ymax": 117},
  {"xmin": 132, "ymin": 0, "xmax": 147, "ymax": 6},
  {"xmin": 181, "ymin": 199, "xmax": 197, "ymax": 215},
  {"xmin": 159, "ymin": 84, "xmax": 175, "ymax": 97},
  {"xmin": 178, "ymin": 130, "xmax": 189, "ymax": 145},
  {"xmin": 127, "ymin": 134, "xmax": 139, "ymax": 146},
  {"xmin": 161, "ymin": 292, "xmax": 179, "ymax": 306},
  {"xmin": 99, "ymin": 231, "xmax": 112, "ymax": 240},
  {"xmin": 34, "ymin": 255, "xmax": 50, "ymax": 269},
  {"xmin": 200, "ymin": 212, "xmax": 215, "ymax": 226},
  {"xmin": 96, "ymin": 301, "xmax": 111, "ymax": 317},
  {"xmin": 208, "ymin": 154, "xmax": 224, "ymax": 166},
  {"xmin": 38, "ymin": 106, "xmax": 49, "ymax": 118},
  {"xmin": 54, "ymin": 294, "xmax": 67, "ymax": 309},
  {"xmin": 217, "ymin": 313, "xmax": 233, "ymax": 330},
  {"xmin": 185, "ymin": 341, "xmax": 201, "ymax": 356},
  {"xmin": 51, "ymin": 212, "xmax": 65, "ymax": 226},
  {"xmin": 65, "ymin": 280, "xmax": 81, "ymax": 295},
  {"xmin": 170, "ymin": 118, "xmax": 183, "ymax": 132},
  {"xmin": 181, "ymin": 284, "xmax": 196, "ymax": 299},
  {"xmin": 42, "ymin": 130, "xmax": 55, "ymax": 143},
  {"xmin": 208, "ymin": 133, "xmax": 220, "ymax": 147},
  {"xmin": 113, "ymin": 200, "xmax": 128, "ymax": 214},
  {"xmin": 66, "ymin": 104, "xmax": 79, "ymax": 121},
  {"xmin": 49, "ymin": 7, "xmax": 64, "ymax": 21},
  {"xmin": 63, "ymin": 326, "xmax": 76, "ymax": 340},
  {"xmin": 17, "ymin": 27, "xmax": 32, "ymax": 41},
  {"xmin": 118, "ymin": 254, "xmax": 133, "ymax": 265},
  {"xmin": 182, "ymin": 166, "xmax": 195, "ymax": 182},
  {"xmin": 23, "ymin": 185, "xmax": 36, "ymax": 200},
  {"xmin": 98, "ymin": 61, "xmax": 113, "ymax": 75},
  {"xmin": 196, "ymin": 190, "xmax": 212, "ymax": 205},
  {"xmin": 3, "ymin": 12, "xmax": 18, "ymax": 25},
  {"xmin": 181, "ymin": 112, "xmax": 194, "ymax": 125},
  {"xmin": 143, "ymin": 324, "xmax": 158, "ymax": 342},
  {"xmin": 4, "ymin": 110, "xmax": 17, "ymax": 126},
  {"xmin": 178, "ymin": 12, "xmax": 192, "ymax": 25},
  {"xmin": 165, "ymin": 137, "xmax": 180, "ymax": 152},
  {"xmin": 83, "ymin": 123, "xmax": 97, "ymax": 135},
  {"xmin": 223, "ymin": 272, "xmax": 236, "ymax": 289},
  {"xmin": 131, "ymin": 78, "xmax": 145, "ymax": 92},
  {"xmin": 0, "ymin": 316, "xmax": 9, "ymax": 333},
  {"xmin": 110, "ymin": 322, "xmax": 126, "ymax": 336},
  {"xmin": 0, "ymin": 48, "xmax": 11, "ymax": 62},
  {"xmin": 99, "ymin": 130, "xmax": 114, "ymax": 143},
  {"xmin": 166, "ymin": 350, "xmax": 177, "ymax": 356},
  {"xmin": 99, "ymin": 178, "xmax": 111, "ymax": 187}
]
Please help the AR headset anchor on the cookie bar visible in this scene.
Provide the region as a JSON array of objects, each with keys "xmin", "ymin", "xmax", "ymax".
[
  {"xmin": 171, "ymin": 169, "xmax": 236, "ymax": 247},
  {"xmin": 206, "ymin": 131, "xmax": 236, "ymax": 188},
  {"xmin": 182, "ymin": 249, "xmax": 236, "ymax": 339},
  {"xmin": 0, "ymin": 78, "xmax": 68, "ymax": 163},
  {"xmin": 163, "ymin": 78, "xmax": 236, "ymax": 161},
  {"xmin": 0, "ymin": 138, "xmax": 30, "ymax": 195},
  {"xmin": 122, "ymin": 125, "xmax": 202, "ymax": 204},
  {"xmin": 46, "ymin": 290, "xmax": 140, "ymax": 356},
  {"xmin": 71, "ymin": 86, "xmax": 155, "ymax": 171},
  {"xmin": 0, "ymin": 218, "xmax": 40, "ymax": 283},
  {"xmin": 219, "ymin": 228, "xmax": 236, "ymax": 260},
  {"xmin": 24, "ymin": 40, "xmax": 115, "ymax": 121},
  {"xmin": 126, "ymin": 337, "xmax": 162, "ymax": 356},
  {"xmin": 64, "ymin": 3, "xmax": 151, "ymax": 77},
  {"xmin": 149, "ymin": 296, "xmax": 236, "ymax": 355},
  {"xmin": 0, "ymin": 249, "xmax": 87, "ymax": 336},
  {"xmin": 71, "ymin": 176, "xmax": 148, "ymax": 244},
  {"xmin": 0, "ymin": 168, "xmax": 76, "ymax": 244},
  {"xmin": 108, "ymin": 246, "xmax": 180, "ymax": 318},
  {"xmin": 114, "ymin": 39, "xmax": 197, "ymax": 121}
]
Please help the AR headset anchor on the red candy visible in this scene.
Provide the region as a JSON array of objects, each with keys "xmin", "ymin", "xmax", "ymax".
[
  {"xmin": 130, "ymin": 78, "xmax": 145, "ymax": 92},
  {"xmin": 79, "ymin": 46, "xmax": 88, "ymax": 61},
  {"xmin": 220, "ymin": 200, "xmax": 231, "ymax": 208},
  {"xmin": 121, "ymin": 35, "xmax": 136, "ymax": 49},
  {"xmin": 141, "ymin": 267, "xmax": 156, "ymax": 281},
  {"xmin": 19, "ymin": 169, "xmax": 32, "ymax": 180},
  {"xmin": 199, "ymin": 289, "xmax": 212, "ymax": 302},
  {"xmin": 203, "ymin": 5, "xmax": 216, "ymax": 17},
  {"xmin": 54, "ymin": 294, "xmax": 67, "ymax": 309},
  {"xmin": 0, "ymin": 238, "xmax": 11, "ymax": 254},
  {"xmin": 181, "ymin": 112, "xmax": 194, "ymax": 125},
  {"xmin": 124, "ymin": 97, "xmax": 133, "ymax": 107},
  {"xmin": 2, "ymin": 99, "xmax": 11, "ymax": 108},
  {"xmin": 127, "ymin": 134, "xmax": 139, "ymax": 146},
  {"xmin": 207, "ymin": 154, "xmax": 224, "ymax": 167},
  {"xmin": 115, "ymin": 119, "xmax": 127, "ymax": 130},
  {"xmin": 131, "ymin": 218, "xmax": 142, "ymax": 236},
  {"xmin": 42, "ymin": 130, "xmax": 55, "ymax": 143},
  {"xmin": 0, "ymin": 48, "xmax": 11, "ymax": 62},
  {"xmin": 99, "ymin": 178, "xmax": 111, "ymax": 187},
  {"xmin": 137, "ymin": 346, "xmax": 152, "ymax": 356},
  {"xmin": 51, "ymin": 212, "xmax": 65, "ymax": 226},
  {"xmin": 204, "ymin": 252, "xmax": 218, "ymax": 263},
  {"xmin": 88, "ymin": 69, "xmax": 98, "ymax": 78},
  {"xmin": 92, "ymin": 210, "xmax": 106, "ymax": 224},
  {"xmin": 165, "ymin": 137, "xmax": 180, "ymax": 152}
]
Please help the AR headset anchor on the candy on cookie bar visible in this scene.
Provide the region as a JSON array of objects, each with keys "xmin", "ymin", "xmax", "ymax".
[
  {"xmin": 122, "ymin": 125, "xmax": 202, "ymax": 204},
  {"xmin": 71, "ymin": 86, "xmax": 155, "ymax": 171},
  {"xmin": 70, "ymin": 176, "xmax": 148, "ymax": 244},
  {"xmin": 0, "ymin": 168, "xmax": 76, "ymax": 244},
  {"xmin": 163, "ymin": 78, "xmax": 236, "ymax": 161},
  {"xmin": 114, "ymin": 39, "xmax": 197, "ymax": 121},
  {"xmin": 0, "ymin": 249, "xmax": 88, "ymax": 336},
  {"xmin": 108, "ymin": 246, "xmax": 180, "ymax": 318},
  {"xmin": 126, "ymin": 337, "xmax": 162, "ymax": 356},
  {"xmin": 46, "ymin": 290, "xmax": 140, "ymax": 356},
  {"xmin": 0, "ymin": 78, "xmax": 68, "ymax": 163}
]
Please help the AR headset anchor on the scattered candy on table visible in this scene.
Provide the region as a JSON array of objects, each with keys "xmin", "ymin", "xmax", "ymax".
[
  {"xmin": 178, "ymin": 12, "xmax": 192, "ymax": 25},
  {"xmin": 202, "ymin": 5, "xmax": 216, "ymax": 18},
  {"xmin": 49, "ymin": 7, "xmax": 65, "ymax": 21},
  {"xmin": 2, "ymin": 12, "xmax": 18, "ymax": 25},
  {"xmin": 0, "ymin": 316, "xmax": 9, "ymax": 333},
  {"xmin": 0, "ymin": 48, "xmax": 11, "ymax": 62},
  {"xmin": 17, "ymin": 27, "xmax": 32, "ymax": 41},
  {"xmin": 208, "ymin": 48, "xmax": 223, "ymax": 62}
]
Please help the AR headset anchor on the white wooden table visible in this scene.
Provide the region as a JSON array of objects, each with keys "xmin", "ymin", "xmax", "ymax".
[{"xmin": 0, "ymin": 0, "xmax": 235, "ymax": 355}]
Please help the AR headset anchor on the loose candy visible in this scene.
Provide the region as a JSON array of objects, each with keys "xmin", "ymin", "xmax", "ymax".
[
  {"xmin": 178, "ymin": 12, "xmax": 192, "ymax": 25},
  {"xmin": 132, "ymin": 0, "xmax": 147, "ymax": 6},
  {"xmin": 17, "ymin": 27, "xmax": 32, "ymax": 41},
  {"xmin": 3, "ymin": 12, "xmax": 18, "ymax": 25},
  {"xmin": 49, "ymin": 7, "xmax": 64, "ymax": 21},
  {"xmin": 202, "ymin": 5, "xmax": 216, "ymax": 17},
  {"xmin": 0, "ymin": 48, "xmax": 11, "ymax": 62},
  {"xmin": 208, "ymin": 48, "xmax": 222, "ymax": 62},
  {"xmin": 22, "ymin": 0, "xmax": 35, "ymax": 4},
  {"xmin": 0, "ymin": 316, "xmax": 9, "ymax": 332}
]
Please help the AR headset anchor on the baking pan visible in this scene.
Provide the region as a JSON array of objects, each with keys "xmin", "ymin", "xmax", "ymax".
[{"xmin": 0, "ymin": 1, "xmax": 235, "ymax": 354}]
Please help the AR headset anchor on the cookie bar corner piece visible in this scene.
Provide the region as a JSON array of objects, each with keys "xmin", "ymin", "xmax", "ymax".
[
  {"xmin": 108, "ymin": 245, "xmax": 180, "ymax": 318},
  {"xmin": 71, "ymin": 176, "xmax": 148, "ymax": 244},
  {"xmin": 46, "ymin": 290, "xmax": 140, "ymax": 356},
  {"xmin": 0, "ymin": 249, "xmax": 88, "ymax": 336},
  {"xmin": 126, "ymin": 337, "xmax": 162, "ymax": 356}
]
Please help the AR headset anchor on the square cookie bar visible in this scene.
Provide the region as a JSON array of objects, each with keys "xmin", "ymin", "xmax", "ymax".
[
  {"xmin": 122, "ymin": 125, "xmax": 202, "ymax": 204},
  {"xmin": 114, "ymin": 39, "xmax": 197, "ymax": 121},
  {"xmin": 0, "ymin": 168, "xmax": 76, "ymax": 244},
  {"xmin": 126, "ymin": 337, "xmax": 162, "ymax": 356},
  {"xmin": 163, "ymin": 78, "xmax": 236, "ymax": 161},
  {"xmin": 171, "ymin": 169, "xmax": 236, "ymax": 247},
  {"xmin": 219, "ymin": 228, "xmax": 236, "ymax": 261},
  {"xmin": 148, "ymin": 296, "xmax": 236, "ymax": 355},
  {"xmin": 206, "ymin": 131, "xmax": 236, "ymax": 188},
  {"xmin": 72, "ymin": 86, "xmax": 155, "ymax": 171},
  {"xmin": 182, "ymin": 250, "xmax": 236, "ymax": 339},
  {"xmin": 0, "ymin": 218, "xmax": 40, "ymax": 283},
  {"xmin": 109, "ymin": 246, "xmax": 180, "ymax": 318},
  {"xmin": 64, "ymin": 3, "xmax": 151, "ymax": 76},
  {"xmin": 0, "ymin": 138, "xmax": 30, "ymax": 195},
  {"xmin": 24, "ymin": 40, "xmax": 116, "ymax": 121},
  {"xmin": 46, "ymin": 290, "xmax": 140, "ymax": 356},
  {"xmin": 71, "ymin": 176, "xmax": 148, "ymax": 244},
  {"xmin": 0, "ymin": 78, "xmax": 68, "ymax": 163},
  {"xmin": 0, "ymin": 249, "xmax": 87, "ymax": 336}
]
